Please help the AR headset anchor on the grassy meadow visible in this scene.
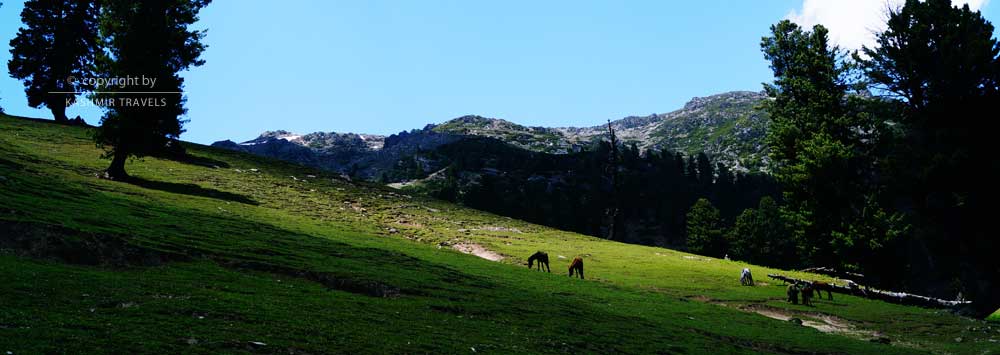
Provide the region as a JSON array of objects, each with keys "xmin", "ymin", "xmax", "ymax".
[{"xmin": 0, "ymin": 114, "xmax": 996, "ymax": 354}]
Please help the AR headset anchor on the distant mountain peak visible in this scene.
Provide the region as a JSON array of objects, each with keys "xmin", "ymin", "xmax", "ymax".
[
  {"xmin": 434, "ymin": 115, "xmax": 535, "ymax": 133},
  {"xmin": 682, "ymin": 91, "xmax": 766, "ymax": 111},
  {"xmin": 450, "ymin": 115, "xmax": 493, "ymax": 123},
  {"xmin": 257, "ymin": 130, "xmax": 296, "ymax": 139}
]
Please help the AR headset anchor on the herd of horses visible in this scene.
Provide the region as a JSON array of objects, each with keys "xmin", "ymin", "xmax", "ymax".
[
  {"xmin": 526, "ymin": 251, "xmax": 834, "ymax": 307},
  {"xmin": 526, "ymin": 251, "xmax": 583, "ymax": 279},
  {"xmin": 742, "ymin": 267, "xmax": 834, "ymax": 306},
  {"xmin": 786, "ymin": 280, "xmax": 834, "ymax": 306}
]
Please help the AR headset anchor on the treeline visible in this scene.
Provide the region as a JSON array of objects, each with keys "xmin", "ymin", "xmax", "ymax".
[
  {"xmin": 414, "ymin": 137, "xmax": 779, "ymax": 249},
  {"xmin": 753, "ymin": 0, "xmax": 999, "ymax": 317}
]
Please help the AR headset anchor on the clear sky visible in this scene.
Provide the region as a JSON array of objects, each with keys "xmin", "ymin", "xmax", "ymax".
[{"xmin": 0, "ymin": 1, "xmax": 996, "ymax": 144}]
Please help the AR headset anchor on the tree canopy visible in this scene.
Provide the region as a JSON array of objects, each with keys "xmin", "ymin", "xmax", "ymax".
[
  {"xmin": 686, "ymin": 198, "xmax": 725, "ymax": 257},
  {"xmin": 8, "ymin": 0, "xmax": 99, "ymax": 123},
  {"xmin": 861, "ymin": 0, "xmax": 1000, "ymax": 318},
  {"xmin": 94, "ymin": 0, "xmax": 210, "ymax": 180}
]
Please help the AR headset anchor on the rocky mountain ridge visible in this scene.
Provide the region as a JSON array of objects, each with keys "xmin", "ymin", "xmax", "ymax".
[{"xmin": 212, "ymin": 90, "xmax": 769, "ymax": 179}]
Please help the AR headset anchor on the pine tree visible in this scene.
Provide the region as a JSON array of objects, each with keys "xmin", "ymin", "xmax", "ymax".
[
  {"xmin": 696, "ymin": 152, "xmax": 713, "ymax": 186},
  {"xmin": 760, "ymin": 20, "xmax": 899, "ymax": 268},
  {"xmin": 685, "ymin": 155, "xmax": 697, "ymax": 182},
  {"xmin": 728, "ymin": 196, "xmax": 795, "ymax": 267},
  {"xmin": 686, "ymin": 198, "xmax": 725, "ymax": 257},
  {"xmin": 861, "ymin": 0, "xmax": 1000, "ymax": 318},
  {"xmin": 8, "ymin": 0, "xmax": 99, "ymax": 123},
  {"xmin": 94, "ymin": 0, "xmax": 210, "ymax": 180}
]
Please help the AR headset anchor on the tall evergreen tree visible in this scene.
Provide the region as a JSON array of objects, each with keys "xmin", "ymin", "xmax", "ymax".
[
  {"xmin": 94, "ymin": 0, "xmax": 210, "ymax": 179},
  {"xmin": 673, "ymin": 152, "xmax": 685, "ymax": 177},
  {"xmin": 761, "ymin": 20, "xmax": 849, "ymax": 266},
  {"xmin": 761, "ymin": 20, "xmax": 903, "ymax": 271},
  {"xmin": 8, "ymin": 0, "xmax": 99, "ymax": 123},
  {"xmin": 686, "ymin": 198, "xmax": 725, "ymax": 257},
  {"xmin": 685, "ymin": 155, "xmax": 698, "ymax": 182},
  {"xmin": 861, "ymin": 0, "xmax": 1000, "ymax": 318},
  {"xmin": 695, "ymin": 152, "xmax": 714, "ymax": 187},
  {"xmin": 728, "ymin": 196, "xmax": 796, "ymax": 267}
]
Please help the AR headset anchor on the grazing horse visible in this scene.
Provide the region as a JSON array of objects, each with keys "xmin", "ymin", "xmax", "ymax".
[
  {"xmin": 527, "ymin": 251, "xmax": 550, "ymax": 272},
  {"xmin": 810, "ymin": 281, "xmax": 833, "ymax": 300},
  {"xmin": 568, "ymin": 257, "xmax": 584, "ymax": 279},
  {"xmin": 740, "ymin": 268, "xmax": 754, "ymax": 286},
  {"xmin": 787, "ymin": 284, "xmax": 800, "ymax": 305},
  {"xmin": 801, "ymin": 283, "xmax": 814, "ymax": 306}
]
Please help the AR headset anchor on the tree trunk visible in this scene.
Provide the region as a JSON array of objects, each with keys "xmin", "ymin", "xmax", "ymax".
[
  {"xmin": 49, "ymin": 101, "xmax": 68, "ymax": 123},
  {"xmin": 604, "ymin": 120, "xmax": 620, "ymax": 240},
  {"xmin": 104, "ymin": 151, "xmax": 129, "ymax": 181},
  {"xmin": 798, "ymin": 267, "xmax": 866, "ymax": 282},
  {"xmin": 767, "ymin": 274, "xmax": 972, "ymax": 310}
]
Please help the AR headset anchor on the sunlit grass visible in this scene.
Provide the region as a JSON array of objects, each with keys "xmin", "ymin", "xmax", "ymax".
[{"xmin": 0, "ymin": 114, "xmax": 994, "ymax": 354}]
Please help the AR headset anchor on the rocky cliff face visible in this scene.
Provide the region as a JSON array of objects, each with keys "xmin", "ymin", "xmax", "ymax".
[
  {"xmin": 211, "ymin": 90, "xmax": 769, "ymax": 179},
  {"xmin": 553, "ymin": 91, "xmax": 769, "ymax": 171}
]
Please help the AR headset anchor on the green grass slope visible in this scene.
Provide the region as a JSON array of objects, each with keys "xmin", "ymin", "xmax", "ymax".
[{"xmin": 0, "ymin": 115, "xmax": 995, "ymax": 354}]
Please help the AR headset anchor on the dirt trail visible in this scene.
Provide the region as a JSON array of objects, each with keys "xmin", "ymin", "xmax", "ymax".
[{"xmin": 451, "ymin": 243, "xmax": 503, "ymax": 261}]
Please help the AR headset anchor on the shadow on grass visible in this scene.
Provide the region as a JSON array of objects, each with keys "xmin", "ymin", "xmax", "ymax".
[
  {"xmin": 129, "ymin": 177, "xmax": 258, "ymax": 205},
  {"xmin": 0, "ymin": 156, "xmax": 24, "ymax": 170},
  {"xmin": 175, "ymin": 153, "xmax": 231, "ymax": 169}
]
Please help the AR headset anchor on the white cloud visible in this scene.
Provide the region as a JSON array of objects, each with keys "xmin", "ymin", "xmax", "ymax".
[{"xmin": 787, "ymin": 0, "xmax": 989, "ymax": 50}]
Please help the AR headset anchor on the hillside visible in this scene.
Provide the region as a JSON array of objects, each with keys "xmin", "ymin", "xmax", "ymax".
[
  {"xmin": 2, "ymin": 115, "xmax": 996, "ymax": 354},
  {"xmin": 212, "ymin": 91, "xmax": 769, "ymax": 180}
]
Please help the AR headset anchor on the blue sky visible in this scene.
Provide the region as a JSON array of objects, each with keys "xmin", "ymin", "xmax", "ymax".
[{"xmin": 0, "ymin": 1, "xmax": 996, "ymax": 144}]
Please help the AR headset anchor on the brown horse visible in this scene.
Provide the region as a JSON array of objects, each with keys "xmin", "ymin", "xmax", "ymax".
[
  {"xmin": 527, "ymin": 251, "xmax": 550, "ymax": 272},
  {"xmin": 568, "ymin": 257, "xmax": 584, "ymax": 279},
  {"xmin": 801, "ymin": 283, "xmax": 814, "ymax": 306},
  {"xmin": 808, "ymin": 281, "xmax": 834, "ymax": 300}
]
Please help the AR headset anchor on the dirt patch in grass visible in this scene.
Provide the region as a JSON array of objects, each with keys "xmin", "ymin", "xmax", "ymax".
[
  {"xmin": 685, "ymin": 295, "xmax": 906, "ymax": 347},
  {"xmin": 393, "ymin": 219, "xmax": 424, "ymax": 228},
  {"xmin": 470, "ymin": 226, "xmax": 523, "ymax": 234},
  {"xmin": 687, "ymin": 295, "xmax": 716, "ymax": 303},
  {"xmin": 451, "ymin": 243, "xmax": 503, "ymax": 261},
  {"xmin": 736, "ymin": 303, "xmax": 898, "ymax": 344}
]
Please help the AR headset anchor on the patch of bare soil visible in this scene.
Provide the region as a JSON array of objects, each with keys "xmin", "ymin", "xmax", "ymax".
[
  {"xmin": 740, "ymin": 304, "xmax": 879, "ymax": 338},
  {"xmin": 394, "ymin": 219, "xmax": 424, "ymax": 228},
  {"xmin": 451, "ymin": 243, "xmax": 503, "ymax": 261},
  {"xmin": 687, "ymin": 295, "xmax": 715, "ymax": 303},
  {"xmin": 685, "ymin": 295, "xmax": 902, "ymax": 345},
  {"xmin": 682, "ymin": 255, "xmax": 710, "ymax": 261},
  {"xmin": 457, "ymin": 226, "xmax": 524, "ymax": 234}
]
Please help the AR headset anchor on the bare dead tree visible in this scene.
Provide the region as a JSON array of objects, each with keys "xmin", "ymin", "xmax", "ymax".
[{"xmin": 604, "ymin": 120, "xmax": 621, "ymax": 240}]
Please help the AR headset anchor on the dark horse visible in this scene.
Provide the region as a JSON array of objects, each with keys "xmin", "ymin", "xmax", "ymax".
[
  {"xmin": 806, "ymin": 281, "xmax": 834, "ymax": 300},
  {"xmin": 568, "ymin": 257, "xmax": 584, "ymax": 279},
  {"xmin": 527, "ymin": 251, "xmax": 550, "ymax": 272}
]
